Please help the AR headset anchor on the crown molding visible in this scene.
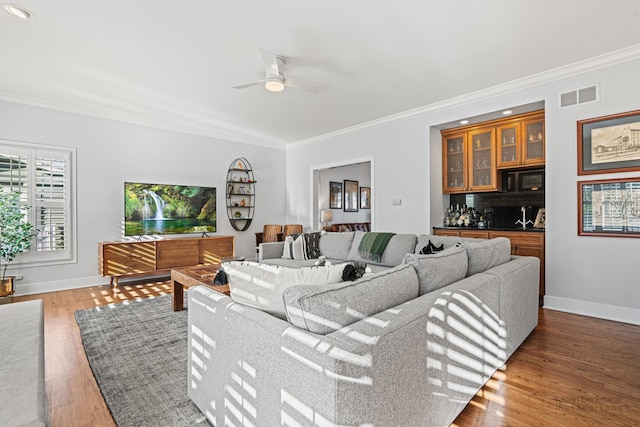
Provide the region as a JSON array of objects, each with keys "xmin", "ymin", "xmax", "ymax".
[
  {"xmin": 289, "ymin": 43, "xmax": 640, "ymax": 148},
  {"xmin": 0, "ymin": 90, "xmax": 287, "ymax": 151}
]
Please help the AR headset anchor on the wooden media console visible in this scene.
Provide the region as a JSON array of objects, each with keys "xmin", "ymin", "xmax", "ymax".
[{"xmin": 98, "ymin": 235, "xmax": 234, "ymax": 286}]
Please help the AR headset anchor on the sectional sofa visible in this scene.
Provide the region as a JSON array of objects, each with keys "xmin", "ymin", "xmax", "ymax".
[{"xmin": 187, "ymin": 231, "xmax": 539, "ymax": 426}]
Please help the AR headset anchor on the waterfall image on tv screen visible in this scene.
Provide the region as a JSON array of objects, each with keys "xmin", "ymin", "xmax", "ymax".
[{"xmin": 124, "ymin": 182, "xmax": 216, "ymax": 236}]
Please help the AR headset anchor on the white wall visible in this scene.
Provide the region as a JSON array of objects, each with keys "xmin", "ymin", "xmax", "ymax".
[
  {"xmin": 286, "ymin": 54, "xmax": 640, "ymax": 325},
  {"xmin": 317, "ymin": 162, "xmax": 371, "ymax": 227},
  {"xmin": 0, "ymin": 100, "xmax": 286, "ymax": 295}
]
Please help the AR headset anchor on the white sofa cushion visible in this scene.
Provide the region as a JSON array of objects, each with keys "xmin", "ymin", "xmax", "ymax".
[
  {"xmin": 225, "ymin": 261, "xmax": 345, "ymax": 319},
  {"xmin": 403, "ymin": 246, "xmax": 468, "ymax": 295},
  {"xmin": 283, "ymin": 263, "xmax": 419, "ymax": 335},
  {"xmin": 462, "ymin": 237, "xmax": 512, "ymax": 275},
  {"xmin": 282, "ymin": 234, "xmax": 308, "ymax": 260}
]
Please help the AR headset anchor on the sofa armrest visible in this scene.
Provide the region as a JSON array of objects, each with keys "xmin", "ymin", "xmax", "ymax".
[
  {"xmin": 187, "ymin": 285, "xmax": 366, "ymax": 426},
  {"xmin": 484, "ymin": 255, "xmax": 539, "ymax": 358},
  {"xmin": 258, "ymin": 241, "xmax": 284, "ymax": 262}
]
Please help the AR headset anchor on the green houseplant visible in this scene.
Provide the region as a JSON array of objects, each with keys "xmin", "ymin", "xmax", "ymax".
[{"xmin": 0, "ymin": 191, "xmax": 37, "ymax": 299}]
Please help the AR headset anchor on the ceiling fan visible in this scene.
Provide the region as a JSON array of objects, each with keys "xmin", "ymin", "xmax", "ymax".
[{"xmin": 233, "ymin": 48, "xmax": 323, "ymax": 94}]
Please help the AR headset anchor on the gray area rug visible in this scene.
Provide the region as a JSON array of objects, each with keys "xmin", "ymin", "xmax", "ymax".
[{"xmin": 75, "ymin": 295, "xmax": 210, "ymax": 427}]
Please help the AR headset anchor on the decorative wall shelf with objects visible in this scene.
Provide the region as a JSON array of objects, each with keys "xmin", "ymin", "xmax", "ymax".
[{"xmin": 226, "ymin": 157, "xmax": 255, "ymax": 231}]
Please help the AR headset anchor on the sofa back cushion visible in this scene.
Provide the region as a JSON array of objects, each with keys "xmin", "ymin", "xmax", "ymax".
[
  {"xmin": 403, "ymin": 246, "xmax": 468, "ymax": 295},
  {"xmin": 225, "ymin": 262, "xmax": 346, "ymax": 319},
  {"xmin": 318, "ymin": 232, "xmax": 355, "ymax": 260},
  {"xmin": 283, "ymin": 263, "xmax": 419, "ymax": 335},
  {"xmin": 462, "ymin": 237, "xmax": 512, "ymax": 275},
  {"xmin": 347, "ymin": 231, "xmax": 417, "ymax": 266}
]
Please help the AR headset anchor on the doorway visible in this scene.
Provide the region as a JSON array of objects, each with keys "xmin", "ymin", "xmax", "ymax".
[{"xmin": 311, "ymin": 157, "xmax": 374, "ymax": 231}]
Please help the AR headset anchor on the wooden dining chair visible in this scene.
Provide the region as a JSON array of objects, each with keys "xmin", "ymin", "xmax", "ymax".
[
  {"xmin": 262, "ymin": 224, "xmax": 283, "ymax": 243},
  {"xmin": 282, "ymin": 224, "xmax": 303, "ymax": 237}
]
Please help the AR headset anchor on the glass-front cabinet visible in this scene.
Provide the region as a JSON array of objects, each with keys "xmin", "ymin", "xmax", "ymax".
[
  {"xmin": 442, "ymin": 110, "xmax": 544, "ymax": 194},
  {"xmin": 496, "ymin": 111, "xmax": 545, "ymax": 168},
  {"xmin": 443, "ymin": 132, "xmax": 467, "ymax": 193},
  {"xmin": 497, "ymin": 122, "xmax": 520, "ymax": 168},
  {"xmin": 522, "ymin": 116, "xmax": 545, "ymax": 166},
  {"xmin": 468, "ymin": 127, "xmax": 498, "ymax": 191},
  {"xmin": 442, "ymin": 127, "xmax": 499, "ymax": 193}
]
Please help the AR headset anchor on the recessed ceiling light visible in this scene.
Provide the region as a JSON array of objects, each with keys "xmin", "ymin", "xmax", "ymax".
[
  {"xmin": 459, "ymin": 120, "xmax": 469, "ymax": 125},
  {"xmin": 2, "ymin": 3, "xmax": 34, "ymax": 19},
  {"xmin": 502, "ymin": 110, "xmax": 513, "ymax": 115}
]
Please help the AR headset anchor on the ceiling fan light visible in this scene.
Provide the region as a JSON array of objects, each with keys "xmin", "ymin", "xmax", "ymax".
[
  {"xmin": 2, "ymin": 3, "xmax": 34, "ymax": 19},
  {"xmin": 265, "ymin": 76, "xmax": 284, "ymax": 92}
]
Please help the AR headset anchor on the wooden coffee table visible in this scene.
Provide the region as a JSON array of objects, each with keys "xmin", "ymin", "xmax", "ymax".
[{"xmin": 171, "ymin": 264, "xmax": 230, "ymax": 311}]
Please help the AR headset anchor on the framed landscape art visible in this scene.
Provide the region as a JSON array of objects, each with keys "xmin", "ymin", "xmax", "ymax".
[
  {"xmin": 578, "ymin": 177, "xmax": 640, "ymax": 237},
  {"xmin": 578, "ymin": 109, "xmax": 640, "ymax": 175}
]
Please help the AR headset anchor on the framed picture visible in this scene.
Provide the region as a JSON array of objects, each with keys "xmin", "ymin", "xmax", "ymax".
[
  {"xmin": 578, "ymin": 177, "xmax": 640, "ymax": 237},
  {"xmin": 534, "ymin": 208, "xmax": 546, "ymax": 229},
  {"xmin": 344, "ymin": 180, "xmax": 359, "ymax": 212},
  {"xmin": 578, "ymin": 109, "xmax": 640, "ymax": 175},
  {"xmin": 329, "ymin": 181, "xmax": 342, "ymax": 209},
  {"xmin": 360, "ymin": 186, "xmax": 371, "ymax": 209}
]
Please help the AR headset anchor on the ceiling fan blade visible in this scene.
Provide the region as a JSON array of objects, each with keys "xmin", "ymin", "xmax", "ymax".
[
  {"xmin": 284, "ymin": 77, "xmax": 323, "ymax": 94},
  {"xmin": 259, "ymin": 48, "xmax": 281, "ymax": 76},
  {"xmin": 232, "ymin": 79, "xmax": 265, "ymax": 90}
]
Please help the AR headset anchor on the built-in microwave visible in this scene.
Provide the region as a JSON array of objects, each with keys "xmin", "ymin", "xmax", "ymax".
[{"xmin": 504, "ymin": 169, "xmax": 544, "ymax": 192}]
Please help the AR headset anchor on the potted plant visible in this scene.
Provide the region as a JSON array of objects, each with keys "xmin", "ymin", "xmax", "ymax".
[{"xmin": 0, "ymin": 191, "xmax": 36, "ymax": 301}]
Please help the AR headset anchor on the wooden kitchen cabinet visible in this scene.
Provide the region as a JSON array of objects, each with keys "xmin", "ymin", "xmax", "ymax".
[
  {"xmin": 442, "ymin": 131, "xmax": 467, "ymax": 193},
  {"xmin": 99, "ymin": 235, "xmax": 235, "ymax": 286},
  {"xmin": 444, "ymin": 110, "xmax": 545, "ymax": 193},
  {"xmin": 488, "ymin": 231, "xmax": 545, "ymax": 304},
  {"xmin": 442, "ymin": 126, "xmax": 499, "ymax": 193},
  {"xmin": 496, "ymin": 111, "xmax": 545, "ymax": 168}
]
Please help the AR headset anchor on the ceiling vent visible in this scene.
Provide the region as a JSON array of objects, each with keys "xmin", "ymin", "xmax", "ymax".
[{"xmin": 559, "ymin": 84, "xmax": 599, "ymax": 108}]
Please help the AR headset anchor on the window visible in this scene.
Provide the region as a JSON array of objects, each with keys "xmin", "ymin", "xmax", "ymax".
[{"xmin": 0, "ymin": 140, "xmax": 75, "ymax": 266}]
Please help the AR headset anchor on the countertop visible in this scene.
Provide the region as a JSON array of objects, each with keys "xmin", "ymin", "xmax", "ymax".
[{"xmin": 433, "ymin": 226, "xmax": 545, "ymax": 233}]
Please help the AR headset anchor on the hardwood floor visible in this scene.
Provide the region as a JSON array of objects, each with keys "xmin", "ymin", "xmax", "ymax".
[{"xmin": 4, "ymin": 282, "xmax": 639, "ymax": 426}]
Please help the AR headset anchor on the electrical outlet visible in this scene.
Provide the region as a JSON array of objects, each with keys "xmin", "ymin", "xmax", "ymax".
[{"xmin": 392, "ymin": 199, "xmax": 402, "ymax": 206}]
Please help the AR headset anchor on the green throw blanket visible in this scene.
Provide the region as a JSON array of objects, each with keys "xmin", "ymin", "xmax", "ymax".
[{"xmin": 358, "ymin": 232, "xmax": 396, "ymax": 263}]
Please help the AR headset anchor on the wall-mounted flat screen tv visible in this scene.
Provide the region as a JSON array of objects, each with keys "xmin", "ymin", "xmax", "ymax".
[{"xmin": 124, "ymin": 182, "xmax": 216, "ymax": 236}]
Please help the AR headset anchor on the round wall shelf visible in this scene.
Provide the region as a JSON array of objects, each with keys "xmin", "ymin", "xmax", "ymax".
[{"xmin": 226, "ymin": 157, "xmax": 255, "ymax": 231}]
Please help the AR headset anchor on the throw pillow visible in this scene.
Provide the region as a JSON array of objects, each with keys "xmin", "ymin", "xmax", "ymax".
[
  {"xmin": 304, "ymin": 232, "xmax": 322, "ymax": 259},
  {"xmin": 403, "ymin": 246, "xmax": 468, "ymax": 295},
  {"xmin": 341, "ymin": 261, "xmax": 369, "ymax": 281},
  {"xmin": 282, "ymin": 233, "xmax": 308, "ymax": 260},
  {"xmin": 419, "ymin": 240, "xmax": 444, "ymax": 255},
  {"xmin": 225, "ymin": 261, "xmax": 346, "ymax": 319},
  {"xmin": 462, "ymin": 237, "xmax": 511, "ymax": 276},
  {"xmin": 283, "ymin": 263, "xmax": 420, "ymax": 335}
]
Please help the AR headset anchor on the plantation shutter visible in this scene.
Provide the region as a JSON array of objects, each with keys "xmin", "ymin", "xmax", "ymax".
[
  {"xmin": 34, "ymin": 151, "xmax": 69, "ymax": 253},
  {"xmin": 0, "ymin": 140, "xmax": 75, "ymax": 266}
]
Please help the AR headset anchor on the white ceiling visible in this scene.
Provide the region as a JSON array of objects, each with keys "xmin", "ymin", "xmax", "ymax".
[{"xmin": 2, "ymin": 1, "xmax": 640, "ymax": 149}]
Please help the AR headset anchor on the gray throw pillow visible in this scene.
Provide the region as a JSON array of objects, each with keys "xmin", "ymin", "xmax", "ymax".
[
  {"xmin": 462, "ymin": 237, "xmax": 512, "ymax": 275},
  {"xmin": 403, "ymin": 246, "xmax": 468, "ymax": 295},
  {"xmin": 283, "ymin": 263, "xmax": 419, "ymax": 335}
]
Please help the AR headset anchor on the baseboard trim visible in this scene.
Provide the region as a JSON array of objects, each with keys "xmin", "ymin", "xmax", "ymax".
[
  {"xmin": 13, "ymin": 274, "xmax": 171, "ymax": 297},
  {"xmin": 543, "ymin": 295, "xmax": 640, "ymax": 326}
]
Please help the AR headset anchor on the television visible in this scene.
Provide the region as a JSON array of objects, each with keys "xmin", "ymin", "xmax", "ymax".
[{"xmin": 124, "ymin": 182, "xmax": 216, "ymax": 236}]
